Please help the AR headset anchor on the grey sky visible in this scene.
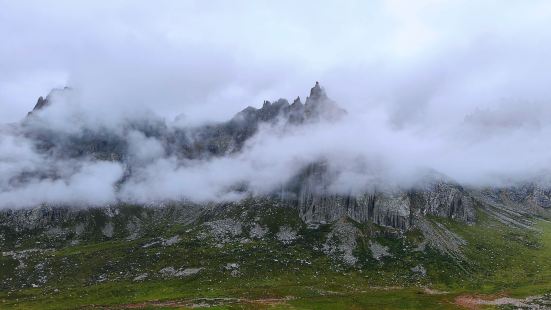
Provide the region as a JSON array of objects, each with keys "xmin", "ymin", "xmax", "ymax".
[{"xmin": 2, "ymin": 1, "xmax": 551, "ymax": 125}]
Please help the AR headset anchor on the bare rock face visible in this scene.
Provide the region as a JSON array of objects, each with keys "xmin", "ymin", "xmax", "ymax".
[
  {"xmin": 530, "ymin": 185, "xmax": 551, "ymax": 208},
  {"xmin": 204, "ymin": 219, "xmax": 243, "ymax": 244},
  {"xmin": 232, "ymin": 82, "xmax": 345, "ymax": 127},
  {"xmin": 159, "ymin": 266, "xmax": 202, "ymax": 278},
  {"xmin": 410, "ymin": 181, "xmax": 476, "ymax": 224},
  {"xmin": 366, "ymin": 194, "xmax": 411, "ymax": 230},
  {"xmin": 484, "ymin": 183, "xmax": 551, "ymax": 212},
  {"xmin": 414, "ymin": 215, "xmax": 467, "ymax": 261},
  {"xmin": 101, "ymin": 222, "xmax": 114, "ymax": 238},
  {"xmin": 292, "ymin": 163, "xmax": 474, "ymax": 231},
  {"xmin": 249, "ymin": 223, "xmax": 268, "ymax": 239},
  {"xmin": 369, "ymin": 241, "xmax": 392, "ymax": 261},
  {"xmin": 322, "ymin": 218, "xmax": 360, "ymax": 266},
  {"xmin": 411, "ymin": 265, "xmax": 427, "ymax": 277},
  {"xmin": 276, "ymin": 226, "xmax": 298, "ymax": 244},
  {"xmin": 31, "ymin": 96, "xmax": 48, "ymax": 112},
  {"xmin": 304, "ymin": 81, "xmax": 347, "ymax": 122},
  {"xmin": 0, "ymin": 206, "xmax": 77, "ymax": 231},
  {"xmin": 0, "ymin": 203, "xmax": 202, "ymax": 248},
  {"xmin": 297, "ymin": 191, "xmax": 412, "ymax": 231},
  {"xmin": 26, "ymin": 87, "xmax": 71, "ymax": 116}
]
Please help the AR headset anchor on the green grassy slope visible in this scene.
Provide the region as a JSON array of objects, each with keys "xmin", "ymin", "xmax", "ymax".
[{"xmin": 0, "ymin": 204, "xmax": 550, "ymax": 309}]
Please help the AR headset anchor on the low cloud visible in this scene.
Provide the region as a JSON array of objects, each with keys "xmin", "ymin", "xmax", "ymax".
[{"xmin": 0, "ymin": 131, "xmax": 124, "ymax": 207}]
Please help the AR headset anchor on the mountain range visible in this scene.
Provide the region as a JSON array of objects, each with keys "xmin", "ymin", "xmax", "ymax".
[{"xmin": 0, "ymin": 83, "xmax": 550, "ymax": 309}]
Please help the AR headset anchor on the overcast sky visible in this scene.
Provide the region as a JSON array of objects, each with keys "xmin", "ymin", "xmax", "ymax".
[{"xmin": 2, "ymin": 0, "xmax": 551, "ymax": 125}]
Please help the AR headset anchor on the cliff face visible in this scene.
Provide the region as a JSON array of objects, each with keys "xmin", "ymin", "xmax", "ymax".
[
  {"xmin": 280, "ymin": 161, "xmax": 475, "ymax": 231},
  {"xmin": 295, "ymin": 182, "xmax": 475, "ymax": 231},
  {"xmin": 290, "ymin": 162, "xmax": 413, "ymax": 230}
]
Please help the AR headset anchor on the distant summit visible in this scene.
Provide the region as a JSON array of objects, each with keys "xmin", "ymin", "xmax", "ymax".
[
  {"xmin": 304, "ymin": 81, "xmax": 346, "ymax": 122},
  {"xmin": 305, "ymin": 81, "xmax": 325, "ymax": 103},
  {"xmin": 28, "ymin": 83, "xmax": 345, "ymax": 125},
  {"xmin": 233, "ymin": 82, "xmax": 346, "ymax": 125},
  {"xmin": 27, "ymin": 87, "xmax": 71, "ymax": 117},
  {"xmin": 23, "ymin": 82, "xmax": 347, "ymax": 160}
]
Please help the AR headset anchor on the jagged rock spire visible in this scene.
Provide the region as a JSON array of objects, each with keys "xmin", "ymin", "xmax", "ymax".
[
  {"xmin": 232, "ymin": 81, "xmax": 345, "ymax": 125},
  {"xmin": 33, "ymin": 96, "xmax": 48, "ymax": 111},
  {"xmin": 27, "ymin": 87, "xmax": 71, "ymax": 117},
  {"xmin": 27, "ymin": 96, "xmax": 50, "ymax": 116},
  {"xmin": 306, "ymin": 81, "xmax": 327, "ymax": 103},
  {"xmin": 304, "ymin": 82, "xmax": 346, "ymax": 121}
]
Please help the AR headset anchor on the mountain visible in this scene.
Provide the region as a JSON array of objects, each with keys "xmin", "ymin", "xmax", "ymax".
[
  {"xmin": 22, "ymin": 82, "xmax": 346, "ymax": 161},
  {"xmin": 0, "ymin": 83, "xmax": 550, "ymax": 309}
]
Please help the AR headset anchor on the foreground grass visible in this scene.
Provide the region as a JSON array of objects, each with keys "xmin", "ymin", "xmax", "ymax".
[{"xmin": 0, "ymin": 279, "xmax": 460, "ymax": 310}]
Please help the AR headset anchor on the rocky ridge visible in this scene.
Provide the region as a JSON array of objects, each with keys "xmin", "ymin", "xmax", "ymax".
[{"xmin": 2, "ymin": 82, "xmax": 551, "ymax": 261}]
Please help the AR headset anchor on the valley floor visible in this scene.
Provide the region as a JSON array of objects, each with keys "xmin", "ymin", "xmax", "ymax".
[{"xmin": 1, "ymin": 278, "xmax": 550, "ymax": 309}]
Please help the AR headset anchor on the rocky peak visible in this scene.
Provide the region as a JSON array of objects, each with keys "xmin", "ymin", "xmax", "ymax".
[
  {"xmin": 233, "ymin": 82, "xmax": 345, "ymax": 126},
  {"xmin": 292, "ymin": 96, "xmax": 302, "ymax": 106},
  {"xmin": 304, "ymin": 82, "xmax": 346, "ymax": 121},
  {"xmin": 27, "ymin": 96, "xmax": 50, "ymax": 117},
  {"xmin": 23, "ymin": 83, "xmax": 346, "ymax": 161},
  {"xmin": 305, "ymin": 81, "xmax": 327, "ymax": 104},
  {"xmin": 27, "ymin": 87, "xmax": 71, "ymax": 117},
  {"xmin": 33, "ymin": 96, "xmax": 48, "ymax": 111}
]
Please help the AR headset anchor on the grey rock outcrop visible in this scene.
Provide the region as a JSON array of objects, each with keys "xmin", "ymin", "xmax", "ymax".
[
  {"xmin": 410, "ymin": 181, "xmax": 475, "ymax": 223},
  {"xmin": 304, "ymin": 81, "xmax": 346, "ymax": 122},
  {"xmin": 26, "ymin": 87, "xmax": 70, "ymax": 116},
  {"xmin": 322, "ymin": 218, "xmax": 360, "ymax": 265},
  {"xmin": 369, "ymin": 241, "xmax": 392, "ymax": 261},
  {"xmin": 276, "ymin": 226, "xmax": 298, "ymax": 244},
  {"xmin": 290, "ymin": 163, "xmax": 475, "ymax": 231}
]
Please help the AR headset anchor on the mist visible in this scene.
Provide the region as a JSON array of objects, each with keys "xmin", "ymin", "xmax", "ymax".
[{"xmin": 2, "ymin": 1, "xmax": 551, "ymax": 208}]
